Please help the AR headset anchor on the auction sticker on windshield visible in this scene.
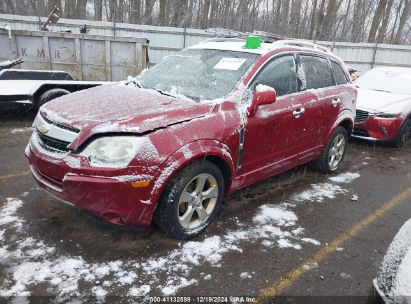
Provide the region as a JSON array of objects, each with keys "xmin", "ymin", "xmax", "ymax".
[{"xmin": 213, "ymin": 58, "xmax": 247, "ymax": 70}]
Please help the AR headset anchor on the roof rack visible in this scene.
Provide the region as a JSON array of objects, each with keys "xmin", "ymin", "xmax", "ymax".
[
  {"xmin": 199, "ymin": 37, "xmax": 244, "ymax": 44},
  {"xmin": 272, "ymin": 39, "xmax": 331, "ymax": 53},
  {"xmin": 202, "ymin": 28, "xmax": 331, "ymax": 54}
]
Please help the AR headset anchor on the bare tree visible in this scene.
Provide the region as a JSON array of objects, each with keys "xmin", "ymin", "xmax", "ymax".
[
  {"xmin": 95, "ymin": 0, "xmax": 103, "ymax": 20},
  {"xmin": 308, "ymin": 0, "xmax": 318, "ymax": 39},
  {"xmin": 368, "ymin": 0, "xmax": 388, "ymax": 42},
  {"xmin": 200, "ymin": 0, "xmax": 211, "ymax": 28},
  {"xmin": 393, "ymin": 0, "xmax": 411, "ymax": 43},
  {"xmin": 130, "ymin": 0, "xmax": 141, "ymax": 24},
  {"xmin": 2, "ymin": 0, "xmax": 411, "ymax": 45},
  {"xmin": 290, "ymin": 0, "xmax": 302, "ymax": 37},
  {"xmin": 389, "ymin": 0, "xmax": 403, "ymax": 43},
  {"xmin": 377, "ymin": 0, "xmax": 394, "ymax": 42},
  {"xmin": 143, "ymin": 0, "xmax": 155, "ymax": 24},
  {"xmin": 158, "ymin": 0, "xmax": 166, "ymax": 25}
]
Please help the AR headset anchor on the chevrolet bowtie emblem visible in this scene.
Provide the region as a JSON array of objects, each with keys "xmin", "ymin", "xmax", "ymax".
[{"xmin": 39, "ymin": 124, "xmax": 50, "ymax": 135}]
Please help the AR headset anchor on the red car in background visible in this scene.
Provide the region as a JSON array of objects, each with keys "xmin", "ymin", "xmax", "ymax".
[
  {"xmin": 354, "ymin": 67, "xmax": 411, "ymax": 147},
  {"xmin": 26, "ymin": 37, "xmax": 356, "ymax": 239}
]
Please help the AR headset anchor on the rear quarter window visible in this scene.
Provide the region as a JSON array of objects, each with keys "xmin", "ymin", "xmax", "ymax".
[
  {"xmin": 331, "ymin": 61, "xmax": 349, "ymax": 85},
  {"xmin": 299, "ymin": 55, "xmax": 336, "ymax": 89}
]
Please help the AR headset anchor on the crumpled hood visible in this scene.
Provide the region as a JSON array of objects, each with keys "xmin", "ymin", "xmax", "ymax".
[
  {"xmin": 41, "ymin": 84, "xmax": 214, "ymax": 141},
  {"xmin": 356, "ymin": 87, "xmax": 411, "ymax": 113}
]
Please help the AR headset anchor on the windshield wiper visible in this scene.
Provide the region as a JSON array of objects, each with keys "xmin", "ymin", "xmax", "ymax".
[
  {"xmin": 153, "ymin": 88, "xmax": 180, "ymax": 99},
  {"xmin": 356, "ymin": 85, "xmax": 391, "ymax": 93},
  {"xmin": 373, "ymin": 89, "xmax": 391, "ymax": 93},
  {"xmin": 125, "ymin": 78, "xmax": 144, "ymax": 88}
]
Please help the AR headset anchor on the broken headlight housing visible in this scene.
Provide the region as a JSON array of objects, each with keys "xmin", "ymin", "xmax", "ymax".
[{"xmin": 80, "ymin": 136, "xmax": 142, "ymax": 168}]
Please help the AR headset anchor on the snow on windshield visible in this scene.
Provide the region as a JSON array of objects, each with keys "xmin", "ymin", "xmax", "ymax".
[
  {"xmin": 355, "ymin": 68, "xmax": 411, "ymax": 95},
  {"xmin": 136, "ymin": 49, "xmax": 259, "ymax": 102}
]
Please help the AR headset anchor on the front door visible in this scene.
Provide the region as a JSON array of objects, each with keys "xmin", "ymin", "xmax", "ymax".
[{"xmin": 239, "ymin": 54, "xmax": 313, "ymax": 177}]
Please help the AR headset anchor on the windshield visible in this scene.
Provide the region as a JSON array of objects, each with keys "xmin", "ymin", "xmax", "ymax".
[
  {"xmin": 354, "ymin": 68, "xmax": 411, "ymax": 95},
  {"xmin": 136, "ymin": 49, "xmax": 259, "ymax": 102}
]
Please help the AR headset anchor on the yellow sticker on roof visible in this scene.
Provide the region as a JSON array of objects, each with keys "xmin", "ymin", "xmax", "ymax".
[{"xmin": 213, "ymin": 58, "xmax": 247, "ymax": 71}]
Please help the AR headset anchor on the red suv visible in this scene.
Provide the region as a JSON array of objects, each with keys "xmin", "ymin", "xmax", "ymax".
[{"xmin": 26, "ymin": 37, "xmax": 356, "ymax": 239}]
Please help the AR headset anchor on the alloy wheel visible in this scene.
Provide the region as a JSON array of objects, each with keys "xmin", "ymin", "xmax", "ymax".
[
  {"xmin": 177, "ymin": 173, "xmax": 219, "ymax": 230},
  {"xmin": 328, "ymin": 134, "xmax": 346, "ymax": 171}
]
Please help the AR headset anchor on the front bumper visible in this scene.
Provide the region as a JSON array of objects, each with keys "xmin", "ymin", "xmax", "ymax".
[
  {"xmin": 354, "ymin": 116, "xmax": 403, "ymax": 141},
  {"xmin": 26, "ymin": 136, "xmax": 158, "ymax": 228}
]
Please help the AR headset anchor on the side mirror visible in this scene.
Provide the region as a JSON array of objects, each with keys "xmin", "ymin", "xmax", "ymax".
[{"xmin": 247, "ymin": 84, "xmax": 277, "ymax": 117}]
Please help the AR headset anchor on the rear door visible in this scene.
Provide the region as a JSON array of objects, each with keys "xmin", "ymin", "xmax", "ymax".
[
  {"xmin": 328, "ymin": 60, "xmax": 352, "ymax": 121},
  {"xmin": 297, "ymin": 54, "xmax": 337, "ymax": 152}
]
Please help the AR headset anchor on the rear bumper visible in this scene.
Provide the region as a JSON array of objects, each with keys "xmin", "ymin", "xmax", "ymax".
[
  {"xmin": 26, "ymin": 137, "xmax": 158, "ymax": 228},
  {"xmin": 354, "ymin": 116, "xmax": 403, "ymax": 141}
]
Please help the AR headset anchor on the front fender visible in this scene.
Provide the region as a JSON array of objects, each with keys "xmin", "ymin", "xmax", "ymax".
[
  {"xmin": 150, "ymin": 139, "xmax": 235, "ymax": 206},
  {"xmin": 326, "ymin": 109, "xmax": 354, "ymax": 141}
]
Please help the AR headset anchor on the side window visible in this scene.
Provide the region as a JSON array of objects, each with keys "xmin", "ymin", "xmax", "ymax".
[
  {"xmin": 299, "ymin": 55, "xmax": 335, "ymax": 89},
  {"xmin": 331, "ymin": 61, "xmax": 349, "ymax": 85},
  {"xmin": 253, "ymin": 55, "xmax": 298, "ymax": 97}
]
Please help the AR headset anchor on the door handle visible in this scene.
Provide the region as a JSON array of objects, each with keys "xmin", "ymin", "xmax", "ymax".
[
  {"xmin": 292, "ymin": 107, "xmax": 305, "ymax": 118},
  {"xmin": 332, "ymin": 98, "xmax": 341, "ymax": 107}
]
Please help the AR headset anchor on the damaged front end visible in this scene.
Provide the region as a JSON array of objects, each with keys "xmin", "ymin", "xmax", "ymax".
[{"xmin": 26, "ymin": 111, "xmax": 164, "ymax": 228}]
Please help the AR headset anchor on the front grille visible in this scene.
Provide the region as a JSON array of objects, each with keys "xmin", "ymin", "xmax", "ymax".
[
  {"xmin": 36, "ymin": 131, "xmax": 70, "ymax": 153},
  {"xmin": 42, "ymin": 114, "xmax": 80, "ymax": 133},
  {"xmin": 353, "ymin": 128, "xmax": 369, "ymax": 137},
  {"xmin": 355, "ymin": 110, "xmax": 369, "ymax": 124}
]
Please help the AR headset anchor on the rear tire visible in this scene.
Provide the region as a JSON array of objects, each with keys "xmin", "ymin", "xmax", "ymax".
[
  {"xmin": 312, "ymin": 126, "xmax": 348, "ymax": 174},
  {"xmin": 153, "ymin": 160, "xmax": 225, "ymax": 239},
  {"xmin": 392, "ymin": 118, "xmax": 411, "ymax": 148},
  {"xmin": 37, "ymin": 88, "xmax": 70, "ymax": 108}
]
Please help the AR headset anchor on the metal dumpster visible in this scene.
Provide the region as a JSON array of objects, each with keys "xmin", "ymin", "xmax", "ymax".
[{"xmin": 0, "ymin": 29, "xmax": 149, "ymax": 81}]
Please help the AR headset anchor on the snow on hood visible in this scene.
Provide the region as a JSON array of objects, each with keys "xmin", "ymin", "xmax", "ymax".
[
  {"xmin": 41, "ymin": 84, "xmax": 214, "ymax": 136},
  {"xmin": 356, "ymin": 87, "xmax": 411, "ymax": 113}
]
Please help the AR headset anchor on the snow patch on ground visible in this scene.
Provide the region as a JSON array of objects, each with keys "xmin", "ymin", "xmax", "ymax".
[
  {"xmin": 10, "ymin": 127, "xmax": 33, "ymax": 134},
  {"xmin": 253, "ymin": 205, "xmax": 297, "ymax": 226},
  {"xmin": 301, "ymin": 238, "xmax": 321, "ymax": 246},
  {"xmin": 0, "ymin": 198, "xmax": 24, "ymax": 229},
  {"xmin": 303, "ymin": 262, "xmax": 318, "ymax": 271},
  {"xmin": 291, "ymin": 183, "xmax": 345, "ymax": 203},
  {"xmin": 329, "ymin": 172, "xmax": 360, "ymax": 183},
  {"xmin": 240, "ymin": 272, "xmax": 252, "ymax": 279},
  {"xmin": 0, "ymin": 171, "xmax": 360, "ymax": 297},
  {"xmin": 291, "ymin": 172, "xmax": 360, "ymax": 203}
]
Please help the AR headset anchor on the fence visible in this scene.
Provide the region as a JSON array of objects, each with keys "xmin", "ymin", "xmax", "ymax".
[{"xmin": 1, "ymin": 13, "xmax": 411, "ymax": 74}]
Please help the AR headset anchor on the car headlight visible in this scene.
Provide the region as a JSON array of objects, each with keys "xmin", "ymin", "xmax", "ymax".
[
  {"xmin": 374, "ymin": 112, "xmax": 401, "ymax": 118},
  {"xmin": 80, "ymin": 136, "xmax": 142, "ymax": 168}
]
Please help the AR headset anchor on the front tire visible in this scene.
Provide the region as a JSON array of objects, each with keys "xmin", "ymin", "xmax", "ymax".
[
  {"xmin": 312, "ymin": 126, "xmax": 348, "ymax": 174},
  {"xmin": 154, "ymin": 160, "xmax": 225, "ymax": 239},
  {"xmin": 392, "ymin": 118, "xmax": 411, "ymax": 148}
]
